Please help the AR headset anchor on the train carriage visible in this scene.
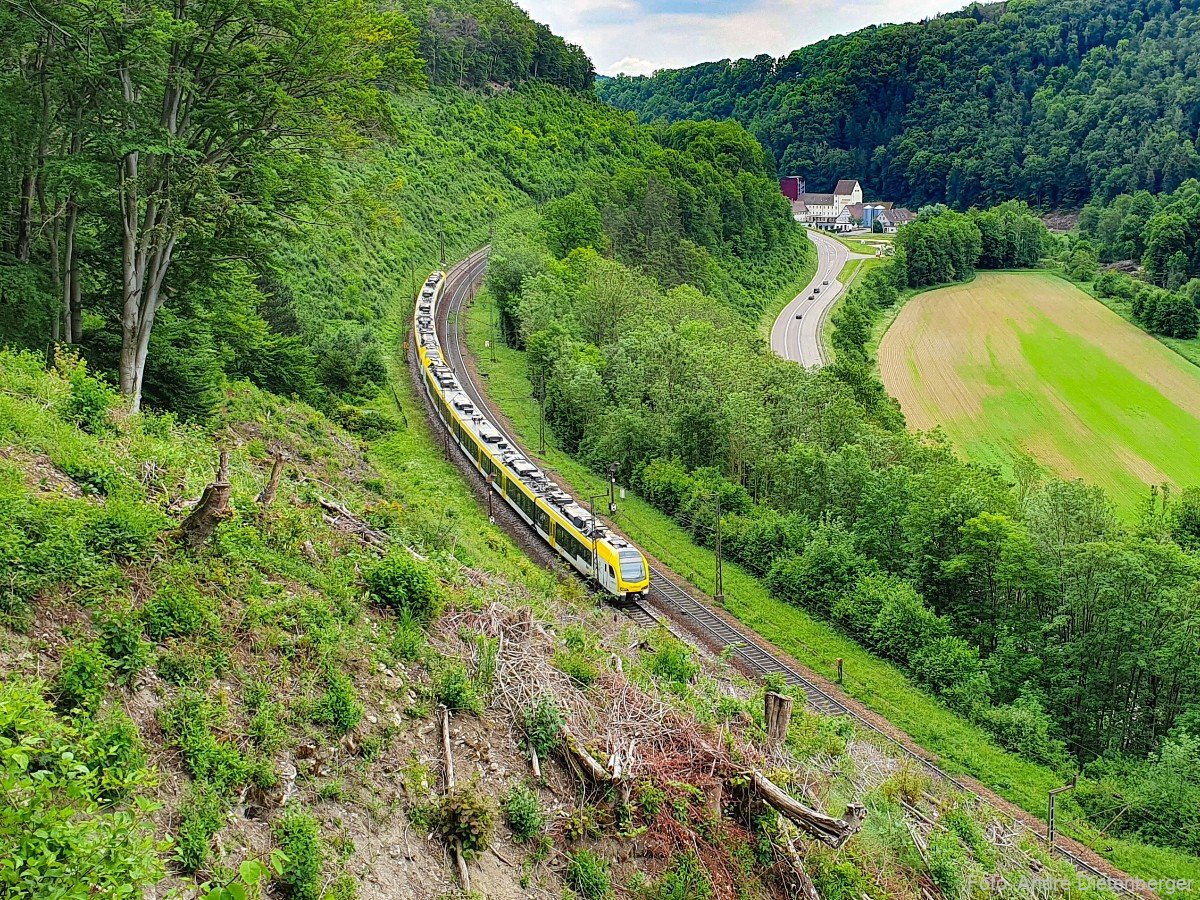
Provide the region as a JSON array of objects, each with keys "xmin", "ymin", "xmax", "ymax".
[{"xmin": 415, "ymin": 270, "xmax": 650, "ymax": 600}]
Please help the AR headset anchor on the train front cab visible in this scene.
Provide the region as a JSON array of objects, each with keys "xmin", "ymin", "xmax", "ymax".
[{"xmin": 615, "ymin": 547, "xmax": 649, "ymax": 599}]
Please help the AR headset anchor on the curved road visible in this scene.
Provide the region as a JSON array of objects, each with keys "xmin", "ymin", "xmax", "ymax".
[{"xmin": 771, "ymin": 228, "xmax": 868, "ymax": 366}]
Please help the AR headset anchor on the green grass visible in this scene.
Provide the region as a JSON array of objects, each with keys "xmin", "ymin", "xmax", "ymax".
[
  {"xmin": 881, "ymin": 272, "xmax": 1200, "ymax": 515},
  {"xmin": 830, "ymin": 233, "xmax": 892, "ymax": 255},
  {"xmin": 1072, "ymin": 272, "xmax": 1200, "ymax": 369},
  {"xmin": 462, "ymin": 286, "xmax": 1200, "ymax": 890}
]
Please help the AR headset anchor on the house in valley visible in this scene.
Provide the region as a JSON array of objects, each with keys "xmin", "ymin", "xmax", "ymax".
[{"xmin": 879, "ymin": 208, "xmax": 916, "ymax": 233}]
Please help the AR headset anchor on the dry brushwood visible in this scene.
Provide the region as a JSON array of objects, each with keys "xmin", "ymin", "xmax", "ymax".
[
  {"xmin": 318, "ymin": 495, "xmax": 389, "ymax": 549},
  {"xmin": 443, "ymin": 602, "xmax": 867, "ymax": 851},
  {"xmin": 178, "ymin": 451, "xmax": 232, "ymax": 547}
]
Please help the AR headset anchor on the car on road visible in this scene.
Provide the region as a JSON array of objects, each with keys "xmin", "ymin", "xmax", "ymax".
[
  {"xmin": 814, "ymin": 287, "xmax": 821, "ymax": 293},
  {"xmin": 822, "ymin": 279, "xmax": 830, "ymax": 285},
  {"xmin": 794, "ymin": 312, "xmax": 803, "ymax": 319}
]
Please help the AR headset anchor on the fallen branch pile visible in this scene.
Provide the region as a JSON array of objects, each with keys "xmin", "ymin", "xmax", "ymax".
[{"xmin": 444, "ymin": 603, "xmax": 867, "ymax": 852}]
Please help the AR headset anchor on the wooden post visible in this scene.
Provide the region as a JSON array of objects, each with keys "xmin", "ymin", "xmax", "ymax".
[
  {"xmin": 765, "ymin": 691, "xmax": 794, "ymax": 745},
  {"xmin": 836, "ymin": 657, "xmax": 844, "ymax": 684}
]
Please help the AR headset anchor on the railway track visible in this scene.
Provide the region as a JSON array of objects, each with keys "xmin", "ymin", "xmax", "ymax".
[{"xmin": 425, "ymin": 247, "xmax": 1150, "ymax": 898}]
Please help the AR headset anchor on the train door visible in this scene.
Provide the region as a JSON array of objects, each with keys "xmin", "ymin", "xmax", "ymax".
[{"xmin": 597, "ymin": 559, "xmax": 617, "ymax": 595}]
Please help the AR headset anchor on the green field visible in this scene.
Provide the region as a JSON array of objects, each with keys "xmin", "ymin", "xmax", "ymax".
[
  {"xmin": 880, "ymin": 272, "xmax": 1200, "ymax": 514},
  {"xmin": 463, "ymin": 283, "xmax": 1200, "ymax": 888}
]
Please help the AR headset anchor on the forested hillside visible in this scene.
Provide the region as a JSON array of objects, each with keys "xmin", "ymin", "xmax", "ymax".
[{"xmin": 599, "ymin": 0, "xmax": 1200, "ymax": 209}]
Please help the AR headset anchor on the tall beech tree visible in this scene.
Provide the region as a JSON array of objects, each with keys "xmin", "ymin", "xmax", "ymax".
[{"xmin": 1, "ymin": 0, "xmax": 423, "ymax": 409}]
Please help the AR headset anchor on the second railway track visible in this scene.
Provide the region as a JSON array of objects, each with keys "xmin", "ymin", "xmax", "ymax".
[{"xmin": 422, "ymin": 247, "xmax": 1151, "ymax": 899}]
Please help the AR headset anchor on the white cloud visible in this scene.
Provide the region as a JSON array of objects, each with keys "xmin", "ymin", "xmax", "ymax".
[{"xmin": 514, "ymin": 0, "xmax": 965, "ymax": 75}]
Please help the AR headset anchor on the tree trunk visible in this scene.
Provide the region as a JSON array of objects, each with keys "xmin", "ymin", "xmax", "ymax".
[
  {"xmin": 765, "ymin": 691, "xmax": 794, "ymax": 746},
  {"xmin": 16, "ymin": 171, "xmax": 35, "ymax": 263},
  {"xmin": 749, "ymin": 769, "xmax": 865, "ymax": 849},
  {"xmin": 63, "ymin": 199, "xmax": 79, "ymax": 343}
]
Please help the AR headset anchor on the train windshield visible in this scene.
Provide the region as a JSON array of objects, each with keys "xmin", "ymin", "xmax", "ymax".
[{"xmin": 619, "ymin": 551, "xmax": 646, "ymax": 582}]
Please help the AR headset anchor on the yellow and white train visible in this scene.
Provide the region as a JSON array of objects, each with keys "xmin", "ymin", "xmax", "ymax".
[{"xmin": 415, "ymin": 271, "xmax": 651, "ymax": 600}]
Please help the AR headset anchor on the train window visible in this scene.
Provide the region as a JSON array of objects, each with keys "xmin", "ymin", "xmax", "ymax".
[{"xmin": 619, "ymin": 551, "xmax": 646, "ymax": 582}]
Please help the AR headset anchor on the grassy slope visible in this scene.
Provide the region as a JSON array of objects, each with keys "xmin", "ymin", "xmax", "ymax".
[
  {"xmin": 755, "ymin": 243, "xmax": 818, "ymax": 341},
  {"xmin": 880, "ymin": 271, "xmax": 1200, "ymax": 514},
  {"xmin": 462, "ymin": 285, "xmax": 1200, "ymax": 887}
]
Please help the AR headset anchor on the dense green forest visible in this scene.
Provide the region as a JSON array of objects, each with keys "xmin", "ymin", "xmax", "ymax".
[
  {"xmin": 488, "ymin": 196, "xmax": 1200, "ymax": 856},
  {"xmin": 598, "ymin": 0, "xmax": 1200, "ymax": 209},
  {"xmin": 0, "ymin": 0, "xmax": 606, "ymax": 422}
]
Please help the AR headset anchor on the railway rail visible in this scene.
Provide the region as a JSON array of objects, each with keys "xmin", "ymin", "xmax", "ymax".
[{"xmin": 424, "ymin": 246, "xmax": 1150, "ymax": 898}]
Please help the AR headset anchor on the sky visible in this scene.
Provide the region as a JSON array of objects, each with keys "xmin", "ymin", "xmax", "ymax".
[{"xmin": 514, "ymin": 0, "xmax": 966, "ymax": 76}]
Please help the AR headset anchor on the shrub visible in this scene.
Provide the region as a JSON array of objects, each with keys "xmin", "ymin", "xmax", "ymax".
[
  {"xmin": 647, "ymin": 852, "xmax": 712, "ymax": 900},
  {"xmin": 502, "ymin": 782, "xmax": 545, "ymax": 842},
  {"xmin": 646, "ymin": 636, "xmax": 699, "ymax": 685},
  {"xmin": 927, "ymin": 832, "xmax": 968, "ymax": 898},
  {"xmin": 313, "ymin": 672, "xmax": 363, "ymax": 735},
  {"xmin": 434, "ymin": 662, "xmax": 484, "ymax": 715},
  {"xmin": 909, "ymin": 636, "xmax": 990, "ymax": 713},
  {"xmin": 433, "ymin": 785, "xmax": 496, "ymax": 856},
  {"xmin": 867, "ymin": 585, "xmax": 947, "ymax": 664},
  {"xmin": 565, "ymin": 849, "xmax": 613, "ymax": 900},
  {"xmin": 365, "ymin": 552, "xmax": 440, "ymax": 622},
  {"xmin": 96, "ymin": 605, "xmax": 152, "ymax": 680},
  {"xmin": 520, "ymin": 696, "xmax": 565, "ymax": 758},
  {"xmin": 53, "ymin": 640, "xmax": 113, "ymax": 713},
  {"xmin": 61, "ymin": 359, "xmax": 117, "ymax": 434},
  {"xmin": 84, "ymin": 499, "xmax": 166, "ymax": 560},
  {"xmin": 162, "ymin": 691, "xmax": 250, "ymax": 792},
  {"xmin": 553, "ymin": 648, "xmax": 599, "ymax": 687},
  {"xmin": 176, "ymin": 784, "xmax": 225, "ymax": 873},
  {"xmin": 765, "ymin": 524, "xmax": 862, "ymax": 616},
  {"xmin": 978, "ymin": 692, "xmax": 1067, "ymax": 768},
  {"xmin": 636, "ymin": 780, "xmax": 666, "ymax": 820},
  {"xmin": 637, "ymin": 457, "xmax": 694, "ymax": 515},
  {"xmin": 0, "ymin": 681, "xmax": 160, "ymax": 895},
  {"xmin": 389, "ymin": 607, "xmax": 426, "ymax": 661},
  {"xmin": 143, "ymin": 583, "xmax": 218, "ymax": 641},
  {"xmin": 274, "ymin": 805, "xmax": 324, "ymax": 900}
]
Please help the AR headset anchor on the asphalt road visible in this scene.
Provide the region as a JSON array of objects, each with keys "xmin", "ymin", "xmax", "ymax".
[{"xmin": 771, "ymin": 228, "xmax": 866, "ymax": 367}]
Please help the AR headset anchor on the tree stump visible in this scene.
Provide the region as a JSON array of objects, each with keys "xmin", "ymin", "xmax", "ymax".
[
  {"xmin": 256, "ymin": 454, "xmax": 286, "ymax": 521},
  {"xmin": 765, "ymin": 691, "xmax": 794, "ymax": 745},
  {"xmin": 178, "ymin": 451, "xmax": 233, "ymax": 548}
]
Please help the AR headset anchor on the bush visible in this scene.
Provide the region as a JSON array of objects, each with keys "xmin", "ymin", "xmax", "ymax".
[
  {"xmin": 553, "ymin": 648, "xmax": 599, "ymax": 687},
  {"xmin": 365, "ymin": 552, "xmax": 440, "ymax": 622},
  {"xmin": 96, "ymin": 604, "xmax": 152, "ymax": 680},
  {"xmin": 909, "ymin": 636, "xmax": 990, "ymax": 713},
  {"xmin": 646, "ymin": 636, "xmax": 699, "ymax": 685},
  {"xmin": 84, "ymin": 499, "xmax": 167, "ymax": 560},
  {"xmin": 61, "ymin": 359, "xmax": 117, "ymax": 434},
  {"xmin": 176, "ymin": 784, "xmax": 225, "ymax": 872},
  {"xmin": 274, "ymin": 805, "xmax": 324, "ymax": 900},
  {"xmin": 0, "ymin": 681, "xmax": 160, "ymax": 895},
  {"xmin": 927, "ymin": 831, "xmax": 968, "ymax": 898},
  {"xmin": 434, "ymin": 661, "xmax": 484, "ymax": 715},
  {"xmin": 867, "ymin": 584, "xmax": 947, "ymax": 664},
  {"xmin": 565, "ymin": 849, "xmax": 613, "ymax": 900},
  {"xmin": 143, "ymin": 583, "xmax": 218, "ymax": 641},
  {"xmin": 637, "ymin": 457, "xmax": 693, "ymax": 515},
  {"xmin": 162, "ymin": 691, "xmax": 251, "ymax": 792},
  {"xmin": 647, "ymin": 852, "xmax": 712, "ymax": 900},
  {"xmin": 53, "ymin": 640, "xmax": 113, "ymax": 713},
  {"xmin": 765, "ymin": 524, "xmax": 862, "ymax": 616},
  {"xmin": 313, "ymin": 672, "xmax": 363, "ymax": 735},
  {"xmin": 978, "ymin": 691, "xmax": 1067, "ymax": 768},
  {"xmin": 433, "ymin": 785, "xmax": 496, "ymax": 856},
  {"xmin": 520, "ymin": 696, "xmax": 565, "ymax": 758},
  {"xmin": 502, "ymin": 782, "xmax": 545, "ymax": 842}
]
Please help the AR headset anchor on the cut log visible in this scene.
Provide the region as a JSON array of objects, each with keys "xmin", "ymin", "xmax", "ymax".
[
  {"xmin": 749, "ymin": 769, "xmax": 865, "ymax": 848},
  {"xmin": 440, "ymin": 705, "xmax": 455, "ymax": 791},
  {"xmin": 765, "ymin": 691, "xmax": 794, "ymax": 745},
  {"xmin": 256, "ymin": 454, "xmax": 286, "ymax": 520},
  {"xmin": 178, "ymin": 451, "xmax": 232, "ymax": 547},
  {"xmin": 559, "ymin": 722, "xmax": 614, "ymax": 784}
]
